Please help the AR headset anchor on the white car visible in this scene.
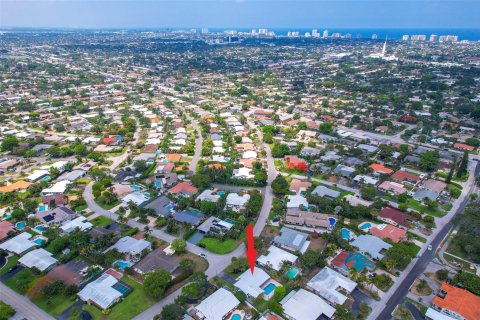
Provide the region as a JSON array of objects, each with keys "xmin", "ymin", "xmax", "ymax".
[
  {"xmin": 427, "ymin": 245, "xmax": 433, "ymax": 251},
  {"xmin": 200, "ymin": 253, "xmax": 207, "ymax": 258}
]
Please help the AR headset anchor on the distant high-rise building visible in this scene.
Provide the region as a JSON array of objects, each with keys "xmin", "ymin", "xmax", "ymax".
[
  {"xmin": 331, "ymin": 33, "xmax": 341, "ymax": 39},
  {"xmin": 190, "ymin": 28, "xmax": 197, "ymax": 34},
  {"xmin": 251, "ymin": 29, "xmax": 257, "ymax": 35},
  {"xmin": 258, "ymin": 28, "xmax": 268, "ymax": 35},
  {"xmin": 345, "ymin": 33, "xmax": 352, "ymax": 39},
  {"xmin": 323, "ymin": 29, "xmax": 329, "ymax": 38},
  {"xmin": 439, "ymin": 35, "xmax": 458, "ymax": 42},
  {"xmin": 305, "ymin": 32, "xmax": 311, "ymax": 38},
  {"xmin": 411, "ymin": 35, "xmax": 426, "ymax": 41},
  {"xmin": 201, "ymin": 28, "xmax": 209, "ymax": 34},
  {"xmin": 372, "ymin": 34, "xmax": 378, "ymax": 40},
  {"xmin": 402, "ymin": 35, "xmax": 409, "ymax": 41},
  {"xmin": 312, "ymin": 29, "xmax": 320, "ymax": 38},
  {"xmin": 429, "ymin": 34, "xmax": 438, "ymax": 42},
  {"xmin": 224, "ymin": 30, "xmax": 238, "ymax": 35},
  {"xmin": 288, "ymin": 31, "xmax": 300, "ymax": 37}
]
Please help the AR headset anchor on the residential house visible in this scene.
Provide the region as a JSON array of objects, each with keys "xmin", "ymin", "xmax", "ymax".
[
  {"xmin": 258, "ymin": 245, "xmax": 298, "ymax": 271},
  {"xmin": 289, "ymin": 179, "xmax": 311, "ymax": 194},
  {"xmin": 36, "ymin": 206, "xmax": 76, "ymax": 225},
  {"xmin": 134, "ymin": 248, "xmax": 180, "ymax": 275},
  {"xmin": 225, "ymin": 193, "xmax": 250, "ymax": 212},
  {"xmin": 378, "ymin": 181, "xmax": 407, "ymax": 195},
  {"xmin": 109, "ymin": 236, "xmax": 151, "ymax": 262},
  {"xmin": 0, "ymin": 232, "xmax": 35, "ymax": 255},
  {"xmin": 351, "ymin": 235, "xmax": 392, "ymax": 260},
  {"xmin": 311, "ymin": 185, "xmax": 340, "ymax": 199},
  {"xmin": 306, "ymin": 267, "xmax": 357, "ymax": 305},
  {"xmin": 168, "ymin": 182, "xmax": 198, "ymax": 196},
  {"xmin": 77, "ymin": 274, "xmax": 123, "ymax": 310},
  {"xmin": 144, "ymin": 196, "xmax": 175, "ymax": 217},
  {"xmin": 281, "ymin": 289, "xmax": 335, "ymax": 320},
  {"xmin": 286, "ymin": 194, "xmax": 308, "ymax": 210},
  {"xmin": 173, "ymin": 210, "xmax": 204, "ymax": 226},
  {"xmin": 273, "ymin": 227, "xmax": 310, "ymax": 253},
  {"xmin": 378, "ymin": 207, "xmax": 417, "ymax": 230},
  {"xmin": 0, "ymin": 220, "xmax": 14, "ymax": 241},
  {"xmin": 19, "ymin": 248, "xmax": 57, "ymax": 272},
  {"xmin": 234, "ymin": 267, "xmax": 272, "ymax": 299},
  {"xmin": 194, "ymin": 288, "xmax": 240, "ymax": 320},
  {"xmin": 369, "ymin": 224, "xmax": 406, "ymax": 243},
  {"xmin": 429, "ymin": 282, "xmax": 480, "ymax": 320}
]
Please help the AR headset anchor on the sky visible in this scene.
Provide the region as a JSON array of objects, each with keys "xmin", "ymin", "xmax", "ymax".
[{"xmin": 1, "ymin": 0, "xmax": 479, "ymax": 29}]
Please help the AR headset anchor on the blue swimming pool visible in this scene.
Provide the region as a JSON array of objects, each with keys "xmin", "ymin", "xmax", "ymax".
[
  {"xmin": 329, "ymin": 217, "xmax": 337, "ymax": 227},
  {"xmin": 15, "ymin": 221, "xmax": 26, "ymax": 230},
  {"xmin": 359, "ymin": 222, "xmax": 372, "ymax": 230},
  {"xmin": 263, "ymin": 283, "xmax": 276, "ymax": 295},
  {"xmin": 114, "ymin": 260, "xmax": 132, "ymax": 271},
  {"xmin": 155, "ymin": 181, "xmax": 162, "ymax": 188},
  {"xmin": 286, "ymin": 268, "xmax": 299, "ymax": 279},
  {"xmin": 224, "ymin": 218, "xmax": 236, "ymax": 224},
  {"xmin": 41, "ymin": 176, "xmax": 50, "ymax": 182},
  {"xmin": 166, "ymin": 204, "xmax": 175, "ymax": 211},
  {"xmin": 231, "ymin": 315, "xmax": 242, "ymax": 320},
  {"xmin": 217, "ymin": 191, "xmax": 225, "ymax": 195},
  {"xmin": 38, "ymin": 205, "xmax": 47, "ymax": 212},
  {"xmin": 341, "ymin": 228, "xmax": 352, "ymax": 240},
  {"xmin": 33, "ymin": 238, "xmax": 44, "ymax": 245},
  {"xmin": 224, "ymin": 157, "xmax": 230, "ymax": 162},
  {"xmin": 34, "ymin": 225, "xmax": 45, "ymax": 232},
  {"xmin": 131, "ymin": 185, "xmax": 141, "ymax": 191}
]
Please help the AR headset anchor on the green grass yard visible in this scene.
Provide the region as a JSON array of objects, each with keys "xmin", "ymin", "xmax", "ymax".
[
  {"xmin": 0, "ymin": 255, "xmax": 19, "ymax": 276},
  {"xmin": 199, "ymin": 237, "xmax": 242, "ymax": 254},
  {"xmin": 406, "ymin": 199, "xmax": 444, "ymax": 217},
  {"xmin": 90, "ymin": 215, "xmax": 114, "ymax": 227}
]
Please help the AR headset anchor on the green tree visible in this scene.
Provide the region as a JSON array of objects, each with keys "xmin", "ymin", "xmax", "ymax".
[
  {"xmin": 360, "ymin": 186, "xmax": 377, "ymax": 201},
  {"xmin": 419, "ymin": 151, "xmax": 440, "ymax": 171},
  {"xmin": 1, "ymin": 136, "xmax": 19, "ymax": 151},
  {"xmin": 456, "ymin": 151, "xmax": 468, "ymax": 178},
  {"xmin": 0, "ymin": 301, "xmax": 16, "ymax": 320},
  {"xmin": 171, "ymin": 239, "xmax": 187, "ymax": 253},
  {"xmin": 271, "ymin": 175, "xmax": 289, "ymax": 196},
  {"xmin": 158, "ymin": 303, "xmax": 184, "ymax": 320},
  {"xmin": 144, "ymin": 269, "xmax": 171, "ymax": 299}
]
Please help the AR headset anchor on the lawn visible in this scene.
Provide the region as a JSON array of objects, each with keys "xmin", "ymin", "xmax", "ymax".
[
  {"xmin": 407, "ymin": 232, "xmax": 427, "ymax": 243},
  {"xmin": 90, "ymin": 215, "xmax": 114, "ymax": 227},
  {"xmin": 96, "ymin": 200, "xmax": 121, "ymax": 210},
  {"xmin": 0, "ymin": 255, "xmax": 19, "ymax": 276},
  {"xmin": 406, "ymin": 199, "xmax": 444, "ymax": 217},
  {"xmin": 34, "ymin": 293, "xmax": 77, "ymax": 317},
  {"xmin": 76, "ymin": 177, "xmax": 93, "ymax": 185},
  {"xmin": 82, "ymin": 276, "xmax": 156, "ymax": 320},
  {"xmin": 75, "ymin": 204, "xmax": 88, "ymax": 212},
  {"xmin": 4, "ymin": 268, "xmax": 39, "ymax": 294},
  {"xmin": 199, "ymin": 237, "xmax": 242, "ymax": 254}
]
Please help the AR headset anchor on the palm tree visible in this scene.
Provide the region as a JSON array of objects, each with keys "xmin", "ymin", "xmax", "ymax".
[
  {"xmin": 349, "ymin": 268, "xmax": 358, "ymax": 281},
  {"xmin": 385, "ymin": 260, "xmax": 397, "ymax": 272}
]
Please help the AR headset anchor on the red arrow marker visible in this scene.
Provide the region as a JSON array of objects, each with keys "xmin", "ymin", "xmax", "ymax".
[{"xmin": 246, "ymin": 225, "xmax": 256, "ymax": 274}]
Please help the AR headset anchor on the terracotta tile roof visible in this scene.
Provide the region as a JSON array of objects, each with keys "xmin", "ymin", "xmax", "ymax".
[
  {"xmin": 168, "ymin": 182, "xmax": 198, "ymax": 195},
  {"xmin": 391, "ymin": 170, "xmax": 420, "ymax": 182},
  {"xmin": 331, "ymin": 250, "xmax": 349, "ymax": 268},
  {"xmin": 0, "ymin": 220, "xmax": 14, "ymax": 240},
  {"xmin": 433, "ymin": 283, "xmax": 480, "ymax": 320},
  {"xmin": 289, "ymin": 179, "xmax": 312, "ymax": 194},
  {"xmin": 370, "ymin": 224, "xmax": 406, "ymax": 243},
  {"xmin": 454, "ymin": 143, "xmax": 475, "ymax": 151},
  {"xmin": 369, "ymin": 163, "xmax": 394, "ymax": 175},
  {"xmin": 165, "ymin": 153, "xmax": 182, "ymax": 162},
  {"xmin": 0, "ymin": 180, "xmax": 32, "ymax": 193}
]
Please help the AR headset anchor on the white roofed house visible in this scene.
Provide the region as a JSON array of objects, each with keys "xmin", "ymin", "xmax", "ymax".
[
  {"xmin": 77, "ymin": 274, "xmax": 123, "ymax": 310},
  {"xmin": 257, "ymin": 245, "xmax": 298, "ymax": 271},
  {"xmin": 225, "ymin": 193, "xmax": 250, "ymax": 212},
  {"xmin": 60, "ymin": 216, "xmax": 93, "ymax": 234},
  {"xmin": 18, "ymin": 248, "xmax": 57, "ymax": 272},
  {"xmin": 281, "ymin": 288, "xmax": 335, "ymax": 320},
  {"xmin": 41, "ymin": 180, "xmax": 72, "ymax": 196},
  {"xmin": 234, "ymin": 267, "xmax": 272, "ymax": 299},
  {"xmin": 195, "ymin": 288, "xmax": 240, "ymax": 320},
  {"xmin": 286, "ymin": 194, "xmax": 308, "ymax": 210},
  {"xmin": 306, "ymin": 266, "xmax": 357, "ymax": 305},
  {"xmin": 0, "ymin": 232, "xmax": 36, "ymax": 255},
  {"xmin": 232, "ymin": 167, "xmax": 254, "ymax": 179},
  {"xmin": 108, "ymin": 236, "xmax": 151, "ymax": 262}
]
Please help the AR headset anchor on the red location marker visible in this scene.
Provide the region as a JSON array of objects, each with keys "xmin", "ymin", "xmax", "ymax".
[{"xmin": 246, "ymin": 225, "xmax": 257, "ymax": 274}]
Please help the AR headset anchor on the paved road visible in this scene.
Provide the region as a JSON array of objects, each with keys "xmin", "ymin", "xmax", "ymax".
[
  {"xmin": 370, "ymin": 160, "xmax": 479, "ymax": 320},
  {"xmin": 107, "ymin": 127, "xmax": 140, "ymax": 171},
  {"xmin": 287, "ymin": 173, "xmax": 358, "ymax": 193},
  {"xmin": 185, "ymin": 114, "xmax": 203, "ymax": 173},
  {"xmin": 0, "ymin": 282, "xmax": 55, "ymax": 320}
]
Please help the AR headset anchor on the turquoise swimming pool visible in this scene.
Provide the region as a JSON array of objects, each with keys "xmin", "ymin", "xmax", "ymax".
[
  {"xmin": 231, "ymin": 315, "xmax": 242, "ymax": 320},
  {"xmin": 131, "ymin": 185, "xmax": 141, "ymax": 191},
  {"xmin": 34, "ymin": 225, "xmax": 46, "ymax": 232},
  {"xmin": 224, "ymin": 218, "xmax": 236, "ymax": 224},
  {"xmin": 15, "ymin": 221, "xmax": 26, "ymax": 230},
  {"xmin": 359, "ymin": 222, "xmax": 372, "ymax": 231},
  {"xmin": 41, "ymin": 176, "xmax": 50, "ymax": 182},
  {"xmin": 33, "ymin": 238, "xmax": 44, "ymax": 245},
  {"xmin": 341, "ymin": 228, "xmax": 350, "ymax": 239},
  {"xmin": 38, "ymin": 205, "xmax": 47, "ymax": 212},
  {"xmin": 217, "ymin": 191, "xmax": 225, "ymax": 195},
  {"xmin": 286, "ymin": 267, "xmax": 299, "ymax": 279},
  {"xmin": 114, "ymin": 260, "xmax": 132, "ymax": 271},
  {"xmin": 155, "ymin": 181, "xmax": 162, "ymax": 188},
  {"xmin": 263, "ymin": 283, "xmax": 276, "ymax": 295}
]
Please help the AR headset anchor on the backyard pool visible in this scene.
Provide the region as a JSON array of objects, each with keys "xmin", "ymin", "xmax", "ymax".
[
  {"xmin": 328, "ymin": 217, "xmax": 337, "ymax": 228},
  {"xmin": 41, "ymin": 176, "xmax": 51, "ymax": 182},
  {"xmin": 38, "ymin": 205, "xmax": 47, "ymax": 212},
  {"xmin": 15, "ymin": 221, "xmax": 26, "ymax": 230},
  {"xmin": 224, "ymin": 218, "xmax": 236, "ymax": 224},
  {"xmin": 33, "ymin": 238, "xmax": 44, "ymax": 245},
  {"xmin": 263, "ymin": 283, "xmax": 276, "ymax": 295},
  {"xmin": 113, "ymin": 260, "xmax": 132, "ymax": 271},
  {"xmin": 341, "ymin": 228, "xmax": 354, "ymax": 240},
  {"xmin": 230, "ymin": 314, "xmax": 242, "ymax": 320},
  {"xmin": 286, "ymin": 267, "xmax": 300, "ymax": 279},
  {"xmin": 34, "ymin": 225, "xmax": 46, "ymax": 232},
  {"xmin": 130, "ymin": 185, "xmax": 142, "ymax": 191},
  {"xmin": 359, "ymin": 222, "xmax": 373, "ymax": 231},
  {"xmin": 155, "ymin": 181, "xmax": 162, "ymax": 188},
  {"xmin": 113, "ymin": 282, "xmax": 132, "ymax": 295},
  {"xmin": 217, "ymin": 191, "xmax": 225, "ymax": 196}
]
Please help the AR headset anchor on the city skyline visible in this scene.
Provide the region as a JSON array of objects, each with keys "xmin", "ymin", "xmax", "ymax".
[{"xmin": 1, "ymin": 0, "xmax": 480, "ymax": 29}]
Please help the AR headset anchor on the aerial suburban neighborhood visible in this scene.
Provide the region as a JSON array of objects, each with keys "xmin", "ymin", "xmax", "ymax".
[{"xmin": 0, "ymin": 15, "xmax": 480, "ymax": 320}]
